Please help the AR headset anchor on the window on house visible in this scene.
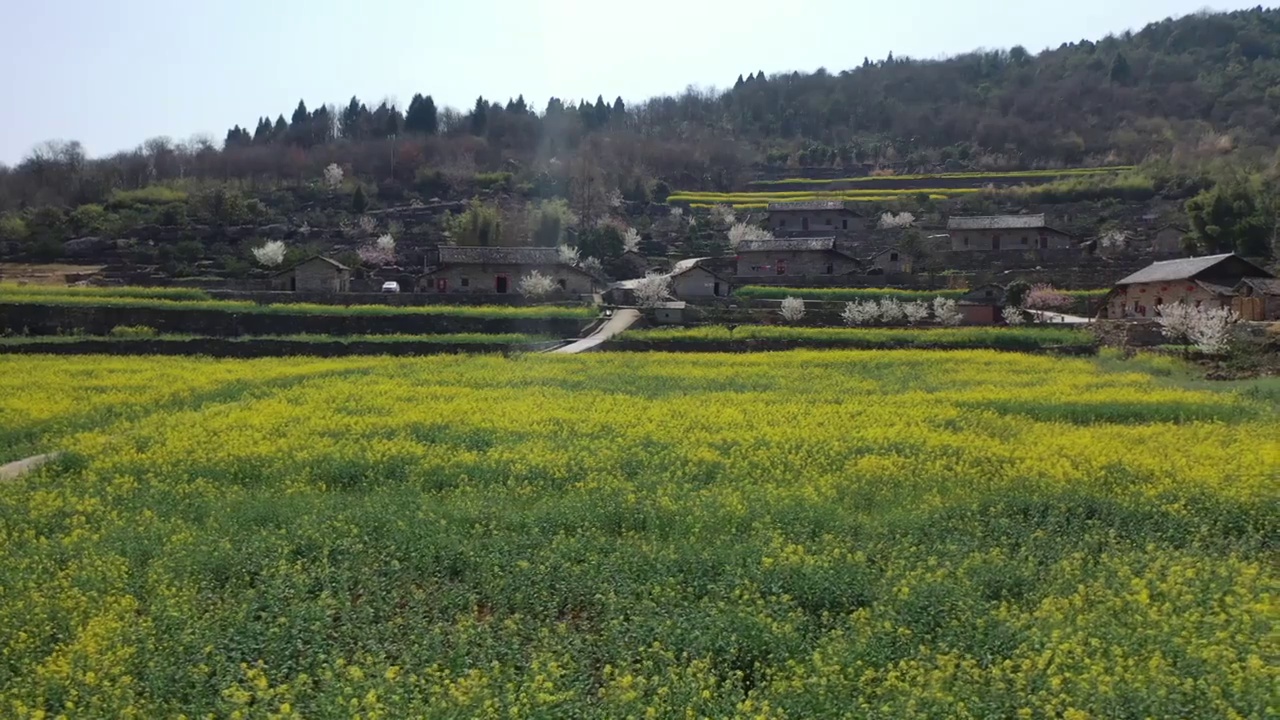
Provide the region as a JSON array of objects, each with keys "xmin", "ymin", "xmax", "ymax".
[
  {"xmin": 460, "ymin": 277, "xmax": 469, "ymax": 287},
  {"xmin": 825, "ymin": 217, "xmax": 832, "ymax": 226},
  {"xmin": 825, "ymin": 263, "xmax": 834, "ymax": 274},
  {"xmin": 842, "ymin": 219, "xmax": 848, "ymax": 230},
  {"xmin": 776, "ymin": 259, "xmax": 787, "ymax": 275},
  {"xmin": 889, "ymin": 252, "xmax": 899, "ymax": 262},
  {"xmin": 779, "ymin": 218, "xmax": 786, "ymax": 228},
  {"xmin": 1021, "ymin": 236, "xmax": 1028, "ymax": 245},
  {"xmin": 963, "ymin": 237, "xmax": 969, "ymax": 247}
]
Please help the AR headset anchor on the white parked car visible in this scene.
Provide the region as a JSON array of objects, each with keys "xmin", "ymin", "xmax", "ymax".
[{"xmin": 380, "ymin": 281, "xmax": 400, "ymax": 293}]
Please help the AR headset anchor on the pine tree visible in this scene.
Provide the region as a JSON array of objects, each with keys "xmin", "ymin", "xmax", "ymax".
[
  {"xmin": 340, "ymin": 97, "xmax": 365, "ymax": 140},
  {"xmin": 735, "ymin": 74, "xmax": 746, "ymax": 89},
  {"xmin": 1109, "ymin": 52, "xmax": 1132, "ymax": 84},
  {"xmin": 352, "ymin": 185, "xmax": 368, "ymax": 214},
  {"xmin": 272, "ymin": 115, "xmax": 288, "ymax": 139},
  {"xmin": 612, "ymin": 96, "xmax": 625, "ymax": 117},
  {"xmin": 513, "ymin": 94, "xmax": 527, "ymax": 114},
  {"xmin": 290, "ymin": 100, "xmax": 309, "ymax": 126},
  {"xmin": 469, "ymin": 96, "xmax": 488, "ymax": 136},
  {"xmin": 252, "ymin": 117, "xmax": 273, "ymax": 144},
  {"xmin": 405, "ymin": 94, "xmax": 438, "ymax": 134}
]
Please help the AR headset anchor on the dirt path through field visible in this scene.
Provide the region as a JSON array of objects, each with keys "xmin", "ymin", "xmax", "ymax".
[
  {"xmin": 0, "ymin": 452, "xmax": 62, "ymax": 481},
  {"xmin": 551, "ymin": 309, "xmax": 641, "ymax": 353}
]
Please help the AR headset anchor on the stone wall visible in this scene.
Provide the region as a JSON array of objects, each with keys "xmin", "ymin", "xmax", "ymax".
[
  {"xmin": 736, "ymin": 251, "xmax": 859, "ymax": 279},
  {"xmin": 0, "ymin": 304, "xmax": 589, "ymax": 338},
  {"xmin": 207, "ymin": 290, "xmax": 591, "ymax": 307}
]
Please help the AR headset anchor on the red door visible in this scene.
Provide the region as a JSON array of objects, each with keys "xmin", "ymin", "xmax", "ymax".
[
  {"xmin": 495, "ymin": 275, "xmax": 509, "ymax": 293},
  {"xmin": 436, "ymin": 278, "xmax": 447, "ymax": 293}
]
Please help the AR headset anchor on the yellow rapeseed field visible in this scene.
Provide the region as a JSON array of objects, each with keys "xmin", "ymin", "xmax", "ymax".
[{"xmin": 0, "ymin": 351, "xmax": 1276, "ymax": 718}]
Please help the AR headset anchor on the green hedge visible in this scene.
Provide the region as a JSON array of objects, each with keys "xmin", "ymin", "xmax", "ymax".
[{"xmin": 621, "ymin": 325, "xmax": 1091, "ymax": 350}]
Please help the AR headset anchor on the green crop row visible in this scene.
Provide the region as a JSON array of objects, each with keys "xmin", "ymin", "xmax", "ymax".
[
  {"xmin": 621, "ymin": 325, "xmax": 1091, "ymax": 349},
  {"xmin": 0, "ymin": 282, "xmax": 212, "ymax": 301},
  {"xmin": 746, "ymin": 165, "xmax": 1136, "ymax": 186},
  {"xmin": 0, "ymin": 291, "xmax": 595, "ymax": 319}
]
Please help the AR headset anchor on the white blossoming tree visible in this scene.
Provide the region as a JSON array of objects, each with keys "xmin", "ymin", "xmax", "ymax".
[
  {"xmin": 841, "ymin": 300, "xmax": 880, "ymax": 326},
  {"xmin": 557, "ymin": 244, "xmax": 581, "ymax": 267},
  {"xmin": 1002, "ymin": 305, "xmax": 1027, "ymax": 325},
  {"xmin": 902, "ymin": 300, "xmax": 931, "ymax": 324},
  {"xmin": 932, "ymin": 296, "xmax": 962, "ymax": 326},
  {"xmin": 252, "ymin": 239, "xmax": 286, "ymax": 267},
  {"xmin": 579, "ymin": 256, "xmax": 603, "ymax": 277},
  {"xmin": 728, "ymin": 222, "xmax": 773, "ymax": 249},
  {"xmin": 622, "ymin": 227, "xmax": 641, "ymax": 253},
  {"xmin": 779, "ymin": 296, "xmax": 806, "ymax": 323},
  {"xmin": 1156, "ymin": 303, "xmax": 1239, "ymax": 354},
  {"xmin": 323, "ymin": 163, "xmax": 344, "ymax": 190},
  {"xmin": 711, "ymin": 204, "xmax": 736, "ymax": 225},
  {"xmin": 357, "ymin": 233, "xmax": 396, "ymax": 266},
  {"xmin": 633, "ymin": 272, "xmax": 673, "ymax": 308},
  {"xmin": 878, "ymin": 298, "xmax": 907, "ymax": 325},
  {"xmin": 517, "ymin": 270, "xmax": 558, "ymax": 298},
  {"xmin": 878, "ymin": 211, "xmax": 916, "ymax": 229}
]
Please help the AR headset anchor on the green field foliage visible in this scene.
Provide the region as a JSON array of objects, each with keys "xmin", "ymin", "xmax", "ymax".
[
  {"xmin": 0, "ymin": 286, "xmax": 595, "ymax": 320},
  {"xmin": 0, "ymin": 352, "xmax": 1273, "ymax": 716},
  {"xmin": 621, "ymin": 325, "xmax": 1091, "ymax": 349},
  {"xmin": 745, "ymin": 165, "xmax": 1136, "ymax": 187}
]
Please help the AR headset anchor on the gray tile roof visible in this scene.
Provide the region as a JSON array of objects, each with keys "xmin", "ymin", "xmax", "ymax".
[
  {"xmin": 1114, "ymin": 253, "xmax": 1263, "ymax": 285},
  {"xmin": 737, "ymin": 237, "xmax": 839, "ymax": 253},
  {"xmin": 947, "ymin": 214, "xmax": 1048, "ymax": 231},
  {"xmin": 438, "ymin": 246, "xmax": 560, "ymax": 265},
  {"xmin": 1195, "ymin": 281, "xmax": 1237, "ymax": 296},
  {"xmin": 767, "ymin": 200, "xmax": 861, "ymax": 214},
  {"xmin": 275, "ymin": 255, "xmax": 349, "ymax": 276},
  {"xmin": 1237, "ymin": 277, "xmax": 1280, "ymax": 294}
]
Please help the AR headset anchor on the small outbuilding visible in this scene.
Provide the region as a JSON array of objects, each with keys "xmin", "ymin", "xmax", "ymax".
[
  {"xmin": 956, "ymin": 283, "xmax": 1006, "ymax": 325},
  {"xmin": 271, "ymin": 256, "xmax": 351, "ymax": 293},
  {"xmin": 1107, "ymin": 252, "xmax": 1275, "ymax": 319}
]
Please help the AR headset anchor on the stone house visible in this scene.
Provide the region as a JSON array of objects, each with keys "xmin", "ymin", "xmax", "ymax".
[
  {"xmin": 735, "ymin": 237, "xmax": 860, "ymax": 279},
  {"xmin": 767, "ymin": 201, "xmax": 864, "ymax": 234},
  {"xmin": 1106, "ymin": 253, "xmax": 1274, "ymax": 319},
  {"xmin": 1151, "ymin": 224, "xmax": 1189, "ymax": 255},
  {"xmin": 865, "ymin": 247, "xmax": 911, "ymax": 274},
  {"xmin": 270, "ymin": 256, "xmax": 351, "ymax": 292},
  {"xmin": 947, "ymin": 214, "xmax": 1072, "ymax": 251},
  {"xmin": 668, "ymin": 258, "xmax": 730, "ymax": 299},
  {"xmin": 420, "ymin": 246, "xmax": 600, "ymax": 295}
]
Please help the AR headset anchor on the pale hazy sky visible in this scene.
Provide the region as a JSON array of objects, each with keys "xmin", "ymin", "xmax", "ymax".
[{"xmin": 0, "ymin": 0, "xmax": 1268, "ymax": 163}]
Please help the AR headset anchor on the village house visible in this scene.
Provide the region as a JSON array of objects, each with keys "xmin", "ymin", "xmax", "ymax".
[
  {"xmin": 767, "ymin": 201, "xmax": 864, "ymax": 234},
  {"xmin": 1150, "ymin": 224, "xmax": 1189, "ymax": 255},
  {"xmin": 668, "ymin": 258, "xmax": 730, "ymax": 299},
  {"xmin": 947, "ymin": 214, "xmax": 1073, "ymax": 251},
  {"xmin": 865, "ymin": 247, "xmax": 911, "ymax": 274},
  {"xmin": 605, "ymin": 258, "xmax": 730, "ymax": 305},
  {"xmin": 735, "ymin": 237, "xmax": 860, "ymax": 279},
  {"xmin": 420, "ymin": 246, "xmax": 600, "ymax": 295},
  {"xmin": 956, "ymin": 283, "xmax": 1006, "ymax": 325},
  {"xmin": 270, "ymin": 256, "xmax": 351, "ymax": 292},
  {"xmin": 1106, "ymin": 253, "xmax": 1275, "ymax": 319}
]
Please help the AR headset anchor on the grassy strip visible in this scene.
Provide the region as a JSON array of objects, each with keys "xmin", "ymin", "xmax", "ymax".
[
  {"xmin": 0, "ymin": 282, "xmax": 211, "ymax": 301},
  {"xmin": 736, "ymin": 286, "xmax": 968, "ymax": 302},
  {"xmin": 621, "ymin": 325, "xmax": 1091, "ymax": 349},
  {"xmin": 0, "ymin": 332, "xmax": 548, "ymax": 346},
  {"xmin": 0, "ymin": 293, "xmax": 595, "ymax": 319},
  {"xmin": 745, "ymin": 165, "xmax": 1136, "ymax": 186}
]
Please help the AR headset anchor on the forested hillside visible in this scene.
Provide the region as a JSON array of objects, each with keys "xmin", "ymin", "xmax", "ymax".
[{"xmin": 0, "ymin": 7, "xmax": 1278, "ymax": 267}]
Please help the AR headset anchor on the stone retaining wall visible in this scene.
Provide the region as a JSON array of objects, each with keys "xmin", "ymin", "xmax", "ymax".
[{"xmin": 0, "ymin": 339, "xmax": 549, "ymax": 358}]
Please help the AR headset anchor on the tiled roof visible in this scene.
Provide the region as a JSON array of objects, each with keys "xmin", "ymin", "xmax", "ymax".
[
  {"xmin": 1114, "ymin": 253, "xmax": 1263, "ymax": 285},
  {"xmin": 438, "ymin": 246, "xmax": 560, "ymax": 265},
  {"xmin": 670, "ymin": 257, "xmax": 710, "ymax": 274},
  {"xmin": 766, "ymin": 200, "xmax": 861, "ymax": 214},
  {"xmin": 737, "ymin": 237, "xmax": 838, "ymax": 253},
  {"xmin": 275, "ymin": 255, "xmax": 349, "ymax": 275},
  {"xmin": 1237, "ymin": 277, "xmax": 1280, "ymax": 294},
  {"xmin": 947, "ymin": 214, "xmax": 1048, "ymax": 231},
  {"xmin": 1195, "ymin": 281, "xmax": 1237, "ymax": 296}
]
